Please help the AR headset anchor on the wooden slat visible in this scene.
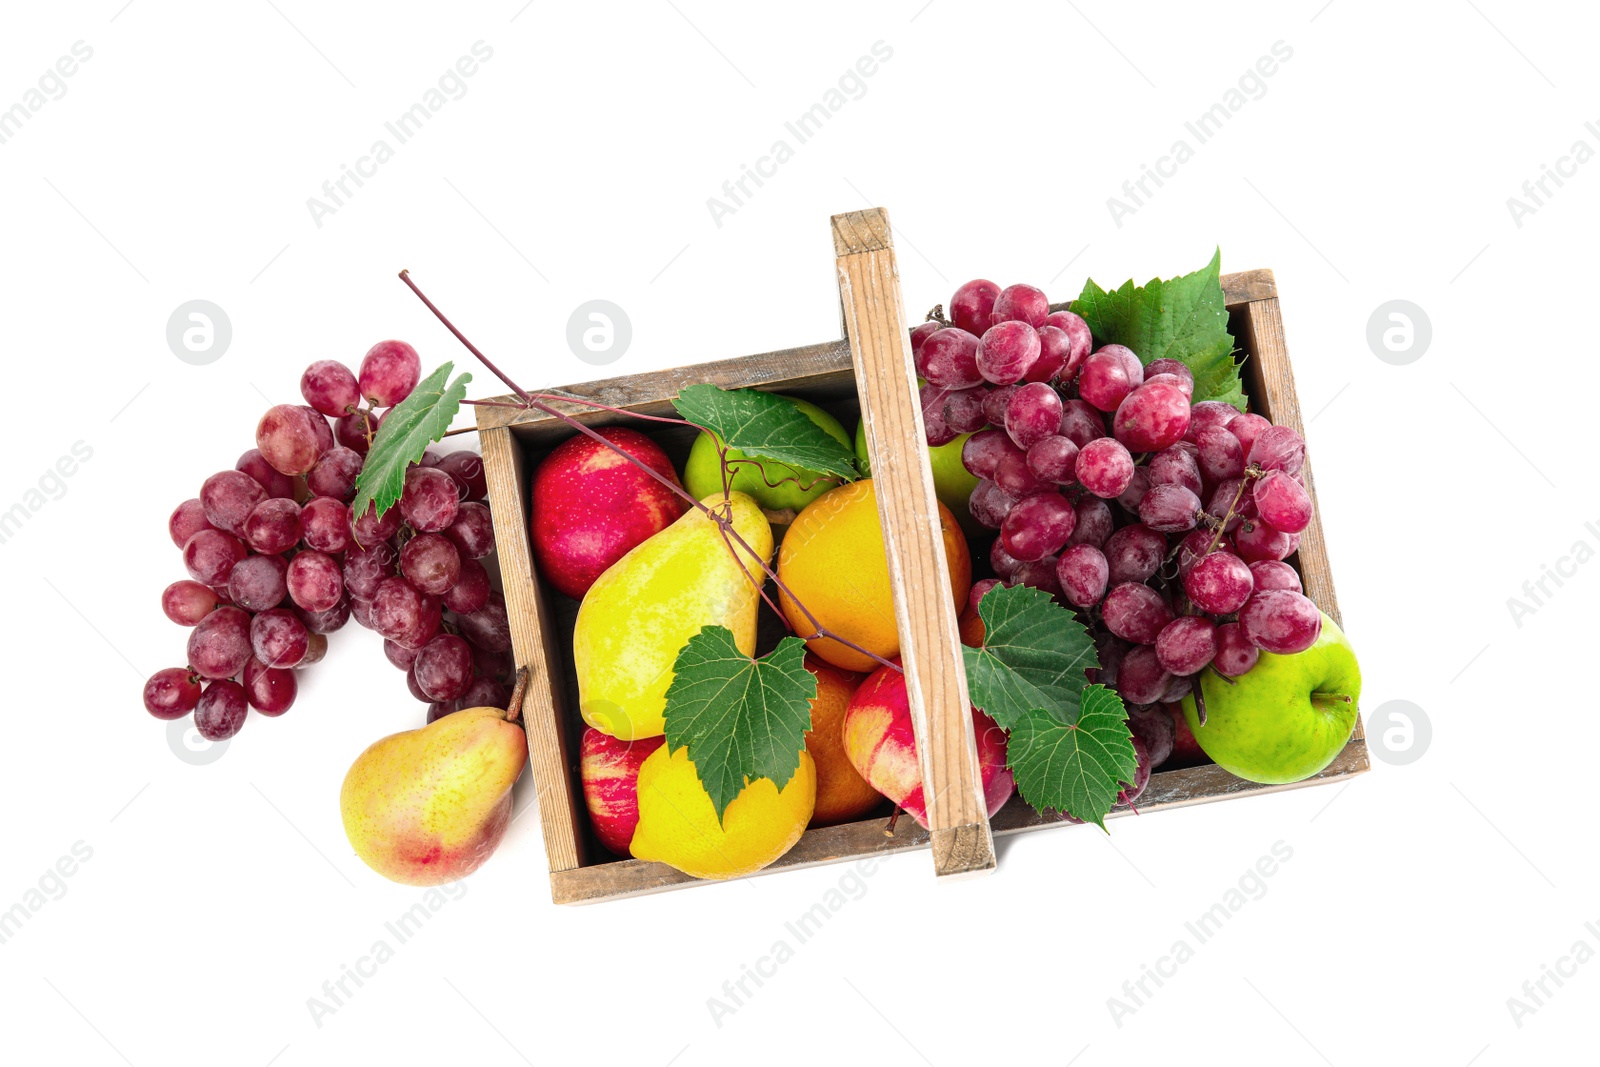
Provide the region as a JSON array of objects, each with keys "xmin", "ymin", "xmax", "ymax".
[
  {"xmin": 478, "ymin": 425, "xmax": 585, "ymax": 872},
  {"xmin": 546, "ymin": 736, "xmax": 1369, "ymax": 904},
  {"xmin": 1221, "ymin": 267, "xmax": 1277, "ymax": 304},
  {"xmin": 832, "ymin": 208, "xmax": 996, "ymax": 879}
]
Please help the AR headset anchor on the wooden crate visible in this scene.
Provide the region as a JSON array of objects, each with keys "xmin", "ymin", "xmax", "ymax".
[{"xmin": 475, "ymin": 208, "xmax": 1368, "ymax": 905}]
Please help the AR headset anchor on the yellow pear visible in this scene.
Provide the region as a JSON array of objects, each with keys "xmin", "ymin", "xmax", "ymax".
[
  {"xmin": 340, "ymin": 706, "xmax": 526, "ymax": 886},
  {"xmin": 573, "ymin": 491, "xmax": 773, "ymax": 740}
]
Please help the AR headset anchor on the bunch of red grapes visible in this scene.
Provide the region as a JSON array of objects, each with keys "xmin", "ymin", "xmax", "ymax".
[
  {"xmin": 921, "ymin": 279, "xmax": 1321, "ymax": 708},
  {"xmin": 141, "ymin": 341, "xmax": 514, "ymax": 741}
]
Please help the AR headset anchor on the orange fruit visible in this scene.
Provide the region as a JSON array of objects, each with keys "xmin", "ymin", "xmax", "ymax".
[
  {"xmin": 777, "ymin": 478, "xmax": 971, "ymax": 672},
  {"xmin": 801, "ymin": 655, "xmax": 883, "ymax": 827}
]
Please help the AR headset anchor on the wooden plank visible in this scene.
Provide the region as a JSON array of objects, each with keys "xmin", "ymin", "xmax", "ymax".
[
  {"xmin": 832, "ymin": 208, "xmax": 996, "ymax": 880},
  {"xmin": 473, "ymin": 340, "xmax": 855, "ymax": 437},
  {"xmin": 547, "ymin": 735, "xmax": 1369, "ymax": 904},
  {"xmin": 478, "ymin": 425, "xmax": 585, "ymax": 873},
  {"xmin": 1221, "ymin": 267, "xmax": 1277, "ymax": 305}
]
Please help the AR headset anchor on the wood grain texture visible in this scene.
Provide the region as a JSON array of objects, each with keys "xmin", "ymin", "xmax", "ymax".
[
  {"xmin": 478, "ymin": 426, "xmax": 585, "ymax": 873},
  {"xmin": 545, "ymin": 736, "xmax": 1369, "ymax": 904},
  {"xmin": 833, "ymin": 207, "xmax": 996, "ymax": 879}
]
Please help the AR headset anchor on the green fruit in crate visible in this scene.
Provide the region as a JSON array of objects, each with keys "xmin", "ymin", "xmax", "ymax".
[
  {"xmin": 853, "ymin": 420, "xmax": 982, "ymax": 539},
  {"xmin": 1180, "ymin": 613, "xmax": 1361, "ymax": 785},
  {"xmin": 682, "ymin": 395, "xmax": 851, "ymax": 512},
  {"xmin": 573, "ymin": 491, "xmax": 774, "ymax": 741}
]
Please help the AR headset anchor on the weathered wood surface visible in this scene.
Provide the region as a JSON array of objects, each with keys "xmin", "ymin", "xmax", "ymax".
[{"xmin": 833, "ymin": 209, "xmax": 996, "ymax": 880}]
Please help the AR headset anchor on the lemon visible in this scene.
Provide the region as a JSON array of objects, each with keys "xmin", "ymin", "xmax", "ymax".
[{"xmin": 630, "ymin": 745, "xmax": 816, "ymax": 879}]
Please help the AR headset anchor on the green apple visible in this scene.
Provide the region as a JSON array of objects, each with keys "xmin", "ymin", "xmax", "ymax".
[
  {"xmin": 853, "ymin": 420, "xmax": 982, "ymax": 539},
  {"xmin": 682, "ymin": 395, "xmax": 850, "ymax": 511},
  {"xmin": 1180, "ymin": 613, "xmax": 1361, "ymax": 785}
]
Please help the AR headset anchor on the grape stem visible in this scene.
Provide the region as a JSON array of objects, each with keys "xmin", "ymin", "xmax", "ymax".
[
  {"xmin": 1203, "ymin": 464, "xmax": 1263, "ymax": 557},
  {"xmin": 400, "ymin": 270, "xmax": 904, "ymax": 676}
]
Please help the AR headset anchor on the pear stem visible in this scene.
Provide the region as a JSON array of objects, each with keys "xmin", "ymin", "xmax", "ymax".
[
  {"xmin": 402, "ymin": 270, "xmax": 904, "ymax": 676},
  {"xmin": 885, "ymin": 806, "xmax": 902, "ymax": 837},
  {"xmin": 505, "ymin": 667, "xmax": 529, "ymax": 725}
]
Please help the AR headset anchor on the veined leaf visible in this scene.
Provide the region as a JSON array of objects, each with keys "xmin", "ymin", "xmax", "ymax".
[
  {"xmin": 673, "ymin": 385, "xmax": 859, "ymax": 483},
  {"xmin": 661, "ymin": 627, "xmax": 816, "ymax": 823},
  {"xmin": 962, "ymin": 583, "xmax": 1100, "ymax": 730},
  {"xmin": 1007, "ymin": 685, "xmax": 1137, "ymax": 829},
  {"xmin": 351, "ymin": 362, "xmax": 472, "ymax": 519},
  {"xmin": 1072, "ymin": 248, "xmax": 1245, "ymax": 410}
]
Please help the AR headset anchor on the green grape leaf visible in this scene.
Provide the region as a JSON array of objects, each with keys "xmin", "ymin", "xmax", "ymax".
[
  {"xmin": 1071, "ymin": 248, "xmax": 1246, "ymax": 410},
  {"xmin": 351, "ymin": 362, "xmax": 473, "ymax": 520},
  {"xmin": 661, "ymin": 627, "xmax": 816, "ymax": 824},
  {"xmin": 673, "ymin": 384, "xmax": 859, "ymax": 483},
  {"xmin": 962, "ymin": 583, "xmax": 1101, "ymax": 730},
  {"xmin": 1007, "ymin": 685, "xmax": 1138, "ymax": 830}
]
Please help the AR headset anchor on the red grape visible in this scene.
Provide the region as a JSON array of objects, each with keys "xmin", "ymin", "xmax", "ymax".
[
  {"xmin": 1113, "ymin": 379, "xmax": 1191, "ymax": 452},
  {"xmin": 1026, "ymin": 435, "xmax": 1079, "ymax": 484},
  {"xmin": 962, "ymin": 430, "xmax": 1015, "ymax": 481},
  {"xmin": 235, "ymin": 449, "xmax": 295, "ymax": 499},
  {"xmin": 1117, "ymin": 645, "xmax": 1172, "ymax": 705},
  {"xmin": 401, "ymin": 532, "xmax": 461, "ymax": 596},
  {"xmin": 243, "ymin": 657, "xmax": 297, "ymax": 715},
  {"xmin": 1249, "ymin": 560, "xmax": 1303, "ymax": 594},
  {"xmin": 1042, "ymin": 310, "xmax": 1093, "ymax": 381},
  {"xmin": 919, "ymin": 383, "xmax": 960, "ymax": 446},
  {"xmin": 163, "ymin": 580, "xmax": 219, "ymax": 626},
  {"xmin": 1176, "ymin": 528, "xmax": 1224, "ymax": 577},
  {"xmin": 1005, "ymin": 382, "xmax": 1063, "ymax": 450},
  {"xmin": 256, "ymin": 404, "xmax": 327, "ymax": 476},
  {"xmin": 918, "ymin": 328, "xmax": 984, "ymax": 388},
  {"xmin": 1195, "ymin": 426, "xmax": 1245, "ymax": 482},
  {"xmin": 1247, "ymin": 425, "xmax": 1306, "ymax": 475},
  {"xmin": 384, "ymin": 638, "xmax": 420, "ymax": 671},
  {"xmin": 1148, "ymin": 445, "xmax": 1203, "ymax": 496},
  {"xmin": 1183, "ymin": 551, "xmax": 1253, "ymax": 615},
  {"xmin": 414, "ymin": 634, "xmax": 474, "ymax": 701},
  {"xmin": 296, "ymin": 597, "xmax": 351, "ymax": 635},
  {"xmin": 1227, "ymin": 412, "xmax": 1271, "ymax": 456},
  {"xmin": 301, "ymin": 496, "xmax": 353, "ymax": 553},
  {"xmin": 1213, "ymin": 621, "xmax": 1260, "ymax": 676},
  {"xmin": 993, "ymin": 450, "xmax": 1047, "ymax": 497},
  {"xmin": 298, "ymin": 632, "xmax": 329, "ymax": 669},
  {"xmin": 1066, "ymin": 496, "xmax": 1113, "ymax": 548},
  {"xmin": 1144, "ymin": 359, "xmax": 1194, "ymax": 395},
  {"xmin": 251, "ymin": 608, "xmax": 309, "ymax": 668},
  {"xmin": 1075, "ymin": 437, "xmax": 1135, "ymax": 498},
  {"xmin": 1253, "ymin": 470, "xmax": 1312, "ymax": 533},
  {"xmin": 1155, "ymin": 615, "xmax": 1218, "ymax": 675},
  {"xmin": 456, "ymin": 592, "xmax": 512, "ymax": 652},
  {"xmin": 200, "ymin": 470, "xmax": 266, "ymax": 538},
  {"xmin": 300, "ymin": 359, "xmax": 361, "ymax": 417},
  {"xmin": 243, "ymin": 497, "xmax": 303, "ymax": 555},
  {"xmin": 1187, "ymin": 400, "xmax": 1240, "ymax": 441},
  {"xmin": 1007, "ymin": 556, "xmax": 1063, "ymax": 597},
  {"xmin": 950, "ymin": 279, "xmax": 1001, "ymax": 335},
  {"xmin": 1234, "ymin": 518, "xmax": 1297, "ymax": 562},
  {"xmin": 143, "ymin": 668, "xmax": 201, "ymax": 720},
  {"xmin": 195, "ymin": 680, "xmax": 248, "ymax": 740},
  {"xmin": 1026, "ymin": 325, "xmax": 1071, "ymax": 382},
  {"xmin": 287, "ymin": 550, "xmax": 344, "ymax": 612},
  {"xmin": 990, "ymin": 283, "xmax": 1049, "ymax": 328},
  {"xmin": 976, "ymin": 321, "xmax": 1040, "ymax": 385},
  {"xmin": 1104, "ymin": 524, "xmax": 1166, "ymax": 585},
  {"xmin": 1077, "ymin": 349, "xmax": 1133, "ymax": 412},
  {"xmin": 443, "ymin": 501, "xmax": 495, "ymax": 559},
  {"xmin": 306, "ymin": 447, "xmax": 363, "ymax": 502},
  {"xmin": 1000, "ymin": 491, "xmax": 1076, "ymax": 561},
  {"xmin": 968, "ymin": 578, "xmax": 1001, "ymax": 613},
  {"xmin": 349, "ymin": 500, "xmax": 403, "ymax": 546},
  {"xmin": 1239, "ymin": 589, "xmax": 1322, "ymax": 654},
  {"xmin": 183, "ymin": 529, "xmax": 247, "ymax": 587},
  {"xmin": 968, "ymin": 480, "xmax": 1017, "ymax": 529},
  {"xmin": 1057, "ymin": 544, "xmax": 1110, "ymax": 608},
  {"xmin": 982, "ymin": 383, "xmax": 1022, "ymax": 428},
  {"xmin": 188, "ymin": 606, "xmax": 252, "ymax": 679},
  {"xmin": 359, "ymin": 340, "xmax": 421, "ymax": 407},
  {"xmin": 370, "ymin": 576, "xmax": 423, "ymax": 642},
  {"xmin": 456, "ymin": 677, "xmax": 509, "ymax": 711},
  {"xmin": 910, "ymin": 320, "xmax": 941, "ymax": 357},
  {"xmin": 401, "ymin": 466, "xmax": 461, "ymax": 533},
  {"xmin": 943, "ymin": 387, "xmax": 988, "ymax": 434},
  {"xmin": 989, "ymin": 539, "xmax": 1024, "ymax": 580},
  {"xmin": 436, "ymin": 451, "xmax": 488, "ymax": 501},
  {"xmin": 442, "ymin": 557, "xmax": 492, "ymax": 614},
  {"xmin": 1057, "ymin": 398, "xmax": 1106, "ymax": 448},
  {"xmin": 228, "ymin": 553, "xmax": 289, "ymax": 612},
  {"xmin": 169, "ymin": 498, "xmax": 216, "ymax": 548},
  {"xmin": 335, "ymin": 409, "xmax": 379, "ymax": 455},
  {"xmin": 343, "ymin": 541, "xmax": 398, "ymax": 599},
  {"xmin": 1102, "ymin": 583, "xmax": 1174, "ymax": 645},
  {"xmin": 1139, "ymin": 483, "xmax": 1202, "ymax": 533},
  {"xmin": 1116, "ymin": 466, "xmax": 1151, "ymax": 516}
]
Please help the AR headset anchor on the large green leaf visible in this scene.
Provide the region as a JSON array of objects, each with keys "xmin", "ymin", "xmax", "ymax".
[
  {"xmin": 962, "ymin": 583, "xmax": 1100, "ymax": 730},
  {"xmin": 351, "ymin": 362, "xmax": 472, "ymax": 520},
  {"xmin": 1007, "ymin": 685, "xmax": 1138, "ymax": 829},
  {"xmin": 661, "ymin": 627, "xmax": 816, "ymax": 823},
  {"xmin": 1071, "ymin": 248, "xmax": 1245, "ymax": 410},
  {"xmin": 673, "ymin": 385, "xmax": 859, "ymax": 483}
]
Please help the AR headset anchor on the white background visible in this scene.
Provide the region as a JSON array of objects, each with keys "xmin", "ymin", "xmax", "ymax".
[{"xmin": 0, "ymin": 1, "xmax": 1592, "ymax": 1064}]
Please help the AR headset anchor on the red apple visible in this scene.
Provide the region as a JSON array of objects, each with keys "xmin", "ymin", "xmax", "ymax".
[
  {"xmin": 579, "ymin": 727, "xmax": 665, "ymax": 856},
  {"xmin": 1164, "ymin": 701, "xmax": 1208, "ymax": 768},
  {"xmin": 531, "ymin": 427, "xmax": 688, "ymax": 599},
  {"xmin": 842, "ymin": 659, "xmax": 1013, "ymax": 828}
]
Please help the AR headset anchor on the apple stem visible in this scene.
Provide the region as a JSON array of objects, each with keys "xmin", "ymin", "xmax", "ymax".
[
  {"xmin": 1310, "ymin": 691, "xmax": 1353, "ymax": 715},
  {"xmin": 505, "ymin": 667, "xmax": 529, "ymax": 725},
  {"xmin": 1193, "ymin": 683, "xmax": 1208, "ymax": 727},
  {"xmin": 401, "ymin": 270, "xmax": 905, "ymax": 677}
]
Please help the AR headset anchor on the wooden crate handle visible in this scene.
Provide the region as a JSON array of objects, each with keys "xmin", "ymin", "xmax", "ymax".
[{"xmin": 832, "ymin": 208, "xmax": 997, "ymax": 879}]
